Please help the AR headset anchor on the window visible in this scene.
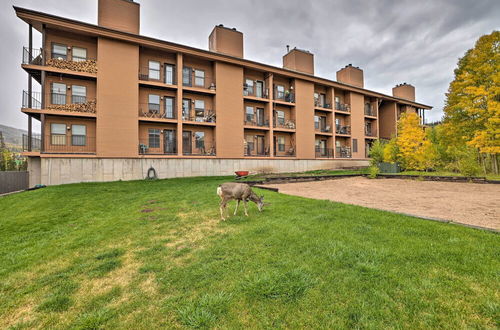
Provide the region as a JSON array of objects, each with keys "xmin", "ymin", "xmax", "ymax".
[
  {"xmin": 246, "ymin": 135, "xmax": 254, "ymax": 152},
  {"xmin": 278, "ymin": 136, "xmax": 285, "ymax": 152},
  {"xmin": 148, "ymin": 94, "xmax": 160, "ymax": 113},
  {"xmin": 276, "ymin": 85, "xmax": 285, "ymax": 99},
  {"xmin": 182, "ymin": 99, "xmax": 191, "ymax": 119},
  {"xmin": 276, "ymin": 110, "xmax": 285, "ymax": 126},
  {"xmin": 194, "ymin": 69, "xmax": 205, "ymax": 87},
  {"xmin": 51, "ymin": 123, "xmax": 66, "ymax": 145},
  {"xmin": 149, "ymin": 61, "xmax": 160, "ymax": 80},
  {"xmin": 256, "ymin": 81, "xmax": 264, "ymax": 98},
  {"xmin": 149, "ymin": 129, "xmax": 160, "ymax": 148},
  {"xmin": 72, "ymin": 85, "xmax": 86, "ymax": 104},
  {"xmin": 256, "ymin": 108, "xmax": 265, "ymax": 125},
  {"xmin": 71, "ymin": 125, "xmax": 86, "ymax": 146},
  {"xmin": 314, "ymin": 92, "xmax": 319, "ymax": 105},
  {"xmin": 51, "ymin": 83, "xmax": 66, "ymax": 105},
  {"xmin": 246, "ymin": 106, "xmax": 255, "ymax": 122},
  {"xmin": 164, "ymin": 97, "xmax": 174, "ymax": 118},
  {"xmin": 335, "ymin": 96, "xmax": 340, "ymax": 108},
  {"xmin": 165, "ymin": 64, "xmax": 175, "ymax": 85},
  {"xmin": 52, "ymin": 43, "xmax": 67, "ymax": 60},
  {"xmin": 245, "ymin": 79, "xmax": 254, "ymax": 96},
  {"xmin": 353, "ymin": 139, "xmax": 358, "ymax": 153},
  {"xmin": 319, "ymin": 94, "xmax": 326, "ymax": 107},
  {"xmin": 314, "ymin": 115, "xmax": 320, "ymax": 130},
  {"xmin": 164, "ymin": 130, "xmax": 176, "ymax": 154},
  {"xmin": 194, "ymin": 100, "xmax": 205, "ymax": 121},
  {"xmin": 195, "ymin": 132, "xmax": 205, "ymax": 149},
  {"xmin": 72, "ymin": 47, "xmax": 87, "ymax": 62},
  {"xmin": 183, "ymin": 67, "xmax": 192, "ymax": 86}
]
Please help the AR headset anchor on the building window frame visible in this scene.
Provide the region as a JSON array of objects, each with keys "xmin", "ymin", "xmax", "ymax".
[
  {"xmin": 50, "ymin": 123, "xmax": 67, "ymax": 146},
  {"xmin": 72, "ymin": 47, "xmax": 87, "ymax": 62},
  {"xmin": 71, "ymin": 124, "xmax": 86, "ymax": 146},
  {"xmin": 148, "ymin": 129, "xmax": 161, "ymax": 148},
  {"xmin": 148, "ymin": 94, "xmax": 161, "ymax": 113},
  {"xmin": 148, "ymin": 61, "xmax": 161, "ymax": 80},
  {"xmin": 164, "ymin": 97, "xmax": 175, "ymax": 119},
  {"xmin": 72, "ymin": 85, "xmax": 87, "ymax": 104},
  {"xmin": 52, "ymin": 43, "xmax": 67, "ymax": 60},
  {"xmin": 194, "ymin": 69, "xmax": 205, "ymax": 87},
  {"xmin": 51, "ymin": 82, "xmax": 67, "ymax": 105},
  {"xmin": 246, "ymin": 106, "xmax": 255, "ymax": 123},
  {"xmin": 165, "ymin": 64, "xmax": 175, "ymax": 85}
]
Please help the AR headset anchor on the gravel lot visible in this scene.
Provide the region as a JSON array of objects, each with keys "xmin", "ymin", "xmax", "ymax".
[{"xmin": 266, "ymin": 177, "xmax": 500, "ymax": 230}]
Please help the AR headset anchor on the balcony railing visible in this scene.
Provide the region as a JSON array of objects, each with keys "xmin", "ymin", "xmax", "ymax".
[
  {"xmin": 244, "ymin": 146, "xmax": 270, "ymax": 157},
  {"xmin": 314, "ymin": 100, "xmax": 332, "ymax": 109},
  {"xmin": 22, "ymin": 47, "xmax": 97, "ymax": 74},
  {"xmin": 183, "ymin": 145, "xmax": 216, "ymax": 156},
  {"xmin": 139, "ymin": 66, "xmax": 177, "ymax": 85},
  {"xmin": 273, "ymin": 119, "xmax": 296, "ymax": 130},
  {"xmin": 315, "ymin": 125, "xmax": 332, "ymax": 133},
  {"xmin": 335, "ymin": 125, "xmax": 351, "ymax": 135},
  {"xmin": 274, "ymin": 90, "xmax": 295, "ymax": 103},
  {"xmin": 22, "ymin": 134, "xmax": 41, "ymax": 152},
  {"xmin": 139, "ymin": 103, "xmax": 177, "ymax": 119},
  {"xmin": 243, "ymin": 85, "xmax": 268, "ymax": 98},
  {"xmin": 139, "ymin": 139, "xmax": 177, "ymax": 155},
  {"xmin": 365, "ymin": 127, "xmax": 377, "ymax": 137},
  {"xmin": 364, "ymin": 104, "xmax": 376, "ymax": 117},
  {"xmin": 22, "ymin": 47, "xmax": 43, "ymax": 65},
  {"xmin": 335, "ymin": 102, "xmax": 350, "ymax": 112},
  {"xmin": 244, "ymin": 119, "xmax": 269, "ymax": 127},
  {"xmin": 274, "ymin": 144, "xmax": 296, "ymax": 157},
  {"xmin": 315, "ymin": 147, "xmax": 334, "ymax": 158},
  {"xmin": 336, "ymin": 146, "xmax": 352, "ymax": 158},
  {"xmin": 22, "ymin": 91, "xmax": 42, "ymax": 109},
  {"xmin": 182, "ymin": 110, "xmax": 216, "ymax": 123}
]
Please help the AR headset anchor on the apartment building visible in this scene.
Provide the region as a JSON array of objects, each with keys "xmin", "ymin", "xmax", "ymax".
[{"xmin": 16, "ymin": 0, "xmax": 432, "ymax": 185}]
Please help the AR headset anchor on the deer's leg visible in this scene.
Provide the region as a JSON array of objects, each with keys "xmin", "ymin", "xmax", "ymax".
[
  {"xmin": 219, "ymin": 199, "xmax": 227, "ymax": 220},
  {"xmin": 234, "ymin": 200, "xmax": 240, "ymax": 215},
  {"xmin": 243, "ymin": 199, "xmax": 249, "ymax": 216}
]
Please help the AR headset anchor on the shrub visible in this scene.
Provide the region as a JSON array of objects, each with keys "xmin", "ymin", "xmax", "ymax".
[
  {"xmin": 457, "ymin": 148, "xmax": 481, "ymax": 177},
  {"xmin": 368, "ymin": 140, "xmax": 385, "ymax": 166},
  {"xmin": 368, "ymin": 165, "xmax": 380, "ymax": 179}
]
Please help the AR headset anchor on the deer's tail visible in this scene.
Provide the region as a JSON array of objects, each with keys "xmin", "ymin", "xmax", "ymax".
[{"xmin": 216, "ymin": 186, "xmax": 222, "ymax": 198}]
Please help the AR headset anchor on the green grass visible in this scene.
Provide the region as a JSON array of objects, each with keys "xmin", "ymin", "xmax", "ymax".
[
  {"xmin": 0, "ymin": 177, "xmax": 498, "ymax": 328},
  {"xmin": 392, "ymin": 170, "xmax": 500, "ymax": 181}
]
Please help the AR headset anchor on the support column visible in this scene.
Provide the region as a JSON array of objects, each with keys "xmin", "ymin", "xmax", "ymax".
[
  {"xmin": 266, "ymin": 73, "xmax": 274, "ymax": 157},
  {"xmin": 27, "ymin": 24, "xmax": 33, "ymax": 151},
  {"xmin": 176, "ymin": 53, "xmax": 183, "ymax": 156},
  {"xmin": 40, "ymin": 114, "xmax": 45, "ymax": 152}
]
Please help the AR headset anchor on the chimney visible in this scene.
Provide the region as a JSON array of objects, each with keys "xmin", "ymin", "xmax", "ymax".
[
  {"xmin": 98, "ymin": 0, "xmax": 140, "ymax": 34},
  {"xmin": 209, "ymin": 25, "xmax": 244, "ymax": 58},
  {"xmin": 392, "ymin": 83, "xmax": 415, "ymax": 101},
  {"xmin": 336, "ymin": 64, "xmax": 364, "ymax": 88},
  {"xmin": 283, "ymin": 47, "xmax": 314, "ymax": 75}
]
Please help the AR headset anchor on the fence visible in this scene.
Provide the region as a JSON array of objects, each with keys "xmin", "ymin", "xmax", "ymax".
[{"xmin": 0, "ymin": 171, "xmax": 29, "ymax": 194}]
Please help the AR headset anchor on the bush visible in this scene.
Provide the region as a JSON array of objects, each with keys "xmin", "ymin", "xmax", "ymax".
[
  {"xmin": 457, "ymin": 149, "xmax": 481, "ymax": 177},
  {"xmin": 368, "ymin": 140, "xmax": 385, "ymax": 166},
  {"xmin": 368, "ymin": 165, "xmax": 380, "ymax": 179}
]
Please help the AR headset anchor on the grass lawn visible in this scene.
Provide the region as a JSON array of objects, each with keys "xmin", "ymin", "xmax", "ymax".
[
  {"xmin": 393, "ymin": 170, "xmax": 500, "ymax": 181},
  {"xmin": 0, "ymin": 177, "xmax": 498, "ymax": 328}
]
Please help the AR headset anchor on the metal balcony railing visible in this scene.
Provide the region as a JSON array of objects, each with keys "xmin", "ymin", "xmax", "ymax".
[
  {"xmin": 336, "ymin": 146, "xmax": 352, "ymax": 158},
  {"xmin": 315, "ymin": 125, "xmax": 332, "ymax": 133},
  {"xmin": 364, "ymin": 104, "xmax": 376, "ymax": 116},
  {"xmin": 274, "ymin": 90, "xmax": 295, "ymax": 103},
  {"xmin": 22, "ymin": 91, "xmax": 42, "ymax": 109},
  {"xmin": 183, "ymin": 145, "xmax": 216, "ymax": 156},
  {"xmin": 182, "ymin": 110, "xmax": 216, "ymax": 123},
  {"xmin": 314, "ymin": 100, "xmax": 332, "ymax": 109},
  {"xmin": 335, "ymin": 125, "xmax": 351, "ymax": 135},
  {"xmin": 365, "ymin": 127, "xmax": 377, "ymax": 137},
  {"xmin": 139, "ymin": 103, "xmax": 177, "ymax": 119},
  {"xmin": 244, "ymin": 145, "xmax": 270, "ymax": 157},
  {"xmin": 22, "ymin": 47, "xmax": 43, "ymax": 65},
  {"xmin": 274, "ymin": 144, "xmax": 296, "ymax": 157},
  {"xmin": 23, "ymin": 47, "xmax": 98, "ymax": 74},
  {"xmin": 243, "ymin": 84, "xmax": 268, "ymax": 98},
  {"xmin": 315, "ymin": 147, "xmax": 334, "ymax": 158},
  {"xmin": 22, "ymin": 134, "xmax": 41, "ymax": 152},
  {"xmin": 335, "ymin": 102, "xmax": 350, "ymax": 112},
  {"xmin": 274, "ymin": 119, "xmax": 296, "ymax": 130},
  {"xmin": 244, "ymin": 118, "xmax": 269, "ymax": 127},
  {"xmin": 139, "ymin": 138, "xmax": 177, "ymax": 155}
]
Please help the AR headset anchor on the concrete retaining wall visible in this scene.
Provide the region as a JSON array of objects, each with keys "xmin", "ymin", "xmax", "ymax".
[{"xmin": 32, "ymin": 158, "xmax": 369, "ymax": 186}]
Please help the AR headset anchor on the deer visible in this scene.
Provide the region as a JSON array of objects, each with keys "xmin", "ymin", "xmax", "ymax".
[{"xmin": 217, "ymin": 182, "xmax": 265, "ymax": 220}]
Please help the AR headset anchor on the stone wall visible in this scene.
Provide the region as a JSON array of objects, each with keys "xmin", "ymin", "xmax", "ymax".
[{"xmin": 30, "ymin": 157, "xmax": 369, "ymax": 186}]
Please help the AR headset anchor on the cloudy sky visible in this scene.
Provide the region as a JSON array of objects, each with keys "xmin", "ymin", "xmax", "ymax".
[{"xmin": 1, "ymin": 0, "xmax": 499, "ymax": 131}]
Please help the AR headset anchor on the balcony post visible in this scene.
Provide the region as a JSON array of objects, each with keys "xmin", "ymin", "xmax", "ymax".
[
  {"xmin": 176, "ymin": 53, "xmax": 183, "ymax": 156},
  {"xmin": 40, "ymin": 114, "xmax": 45, "ymax": 153},
  {"xmin": 266, "ymin": 73, "xmax": 274, "ymax": 157}
]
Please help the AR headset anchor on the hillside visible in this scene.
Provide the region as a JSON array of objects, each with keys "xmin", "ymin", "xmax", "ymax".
[{"xmin": 0, "ymin": 124, "xmax": 29, "ymax": 151}]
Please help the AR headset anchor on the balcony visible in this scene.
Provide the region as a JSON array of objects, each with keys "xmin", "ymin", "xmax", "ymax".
[
  {"xmin": 139, "ymin": 103, "xmax": 177, "ymax": 120},
  {"xmin": 274, "ymin": 89, "xmax": 295, "ymax": 103},
  {"xmin": 182, "ymin": 110, "xmax": 216, "ymax": 123},
  {"xmin": 139, "ymin": 139, "xmax": 177, "ymax": 155},
  {"xmin": 364, "ymin": 104, "xmax": 376, "ymax": 117},
  {"xmin": 274, "ymin": 144, "xmax": 296, "ymax": 157},
  {"xmin": 23, "ymin": 47, "xmax": 97, "ymax": 75},
  {"xmin": 365, "ymin": 126, "xmax": 377, "ymax": 137},
  {"xmin": 139, "ymin": 66, "xmax": 177, "ymax": 86},
  {"xmin": 23, "ymin": 134, "xmax": 96, "ymax": 154},
  {"xmin": 335, "ymin": 102, "xmax": 350, "ymax": 112},
  {"xmin": 183, "ymin": 145, "xmax": 216, "ymax": 156},
  {"xmin": 336, "ymin": 146, "xmax": 352, "ymax": 158},
  {"xmin": 273, "ymin": 118, "xmax": 296, "ymax": 130},
  {"xmin": 22, "ymin": 91, "xmax": 97, "ymax": 114},
  {"xmin": 243, "ymin": 84, "xmax": 268, "ymax": 99},
  {"xmin": 244, "ymin": 118, "xmax": 269, "ymax": 128},
  {"xmin": 315, "ymin": 147, "xmax": 334, "ymax": 158},
  {"xmin": 244, "ymin": 146, "xmax": 270, "ymax": 157},
  {"xmin": 315, "ymin": 124, "xmax": 332, "ymax": 134},
  {"xmin": 182, "ymin": 68, "xmax": 215, "ymax": 91},
  {"xmin": 314, "ymin": 100, "xmax": 332, "ymax": 109},
  {"xmin": 335, "ymin": 125, "xmax": 351, "ymax": 135}
]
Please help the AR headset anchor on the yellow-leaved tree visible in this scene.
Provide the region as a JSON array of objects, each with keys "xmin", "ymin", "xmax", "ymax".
[
  {"xmin": 442, "ymin": 30, "xmax": 500, "ymax": 173},
  {"xmin": 384, "ymin": 113, "xmax": 435, "ymax": 170}
]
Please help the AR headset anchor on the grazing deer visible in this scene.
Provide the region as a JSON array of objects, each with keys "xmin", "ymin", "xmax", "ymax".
[{"xmin": 217, "ymin": 182, "xmax": 265, "ymax": 220}]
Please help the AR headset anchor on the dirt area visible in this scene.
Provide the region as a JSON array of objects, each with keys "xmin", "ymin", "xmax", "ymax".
[{"xmin": 266, "ymin": 177, "xmax": 500, "ymax": 230}]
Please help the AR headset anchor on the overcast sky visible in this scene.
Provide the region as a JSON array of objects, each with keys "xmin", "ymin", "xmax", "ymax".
[{"xmin": 1, "ymin": 0, "xmax": 499, "ymax": 131}]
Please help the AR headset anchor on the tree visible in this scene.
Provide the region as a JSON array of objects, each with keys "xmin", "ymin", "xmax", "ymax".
[{"xmin": 442, "ymin": 31, "xmax": 500, "ymax": 173}]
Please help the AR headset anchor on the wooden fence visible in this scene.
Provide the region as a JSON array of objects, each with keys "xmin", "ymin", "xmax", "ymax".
[{"xmin": 0, "ymin": 171, "xmax": 29, "ymax": 194}]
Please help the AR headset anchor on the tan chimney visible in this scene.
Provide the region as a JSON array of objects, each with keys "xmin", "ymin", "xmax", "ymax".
[
  {"xmin": 392, "ymin": 83, "xmax": 415, "ymax": 101},
  {"xmin": 336, "ymin": 64, "xmax": 364, "ymax": 88},
  {"xmin": 98, "ymin": 0, "xmax": 140, "ymax": 34},
  {"xmin": 209, "ymin": 25, "xmax": 244, "ymax": 58},
  {"xmin": 282, "ymin": 47, "xmax": 314, "ymax": 75}
]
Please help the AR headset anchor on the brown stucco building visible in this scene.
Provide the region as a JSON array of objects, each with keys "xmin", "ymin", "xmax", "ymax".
[{"xmin": 16, "ymin": 0, "xmax": 432, "ymax": 186}]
